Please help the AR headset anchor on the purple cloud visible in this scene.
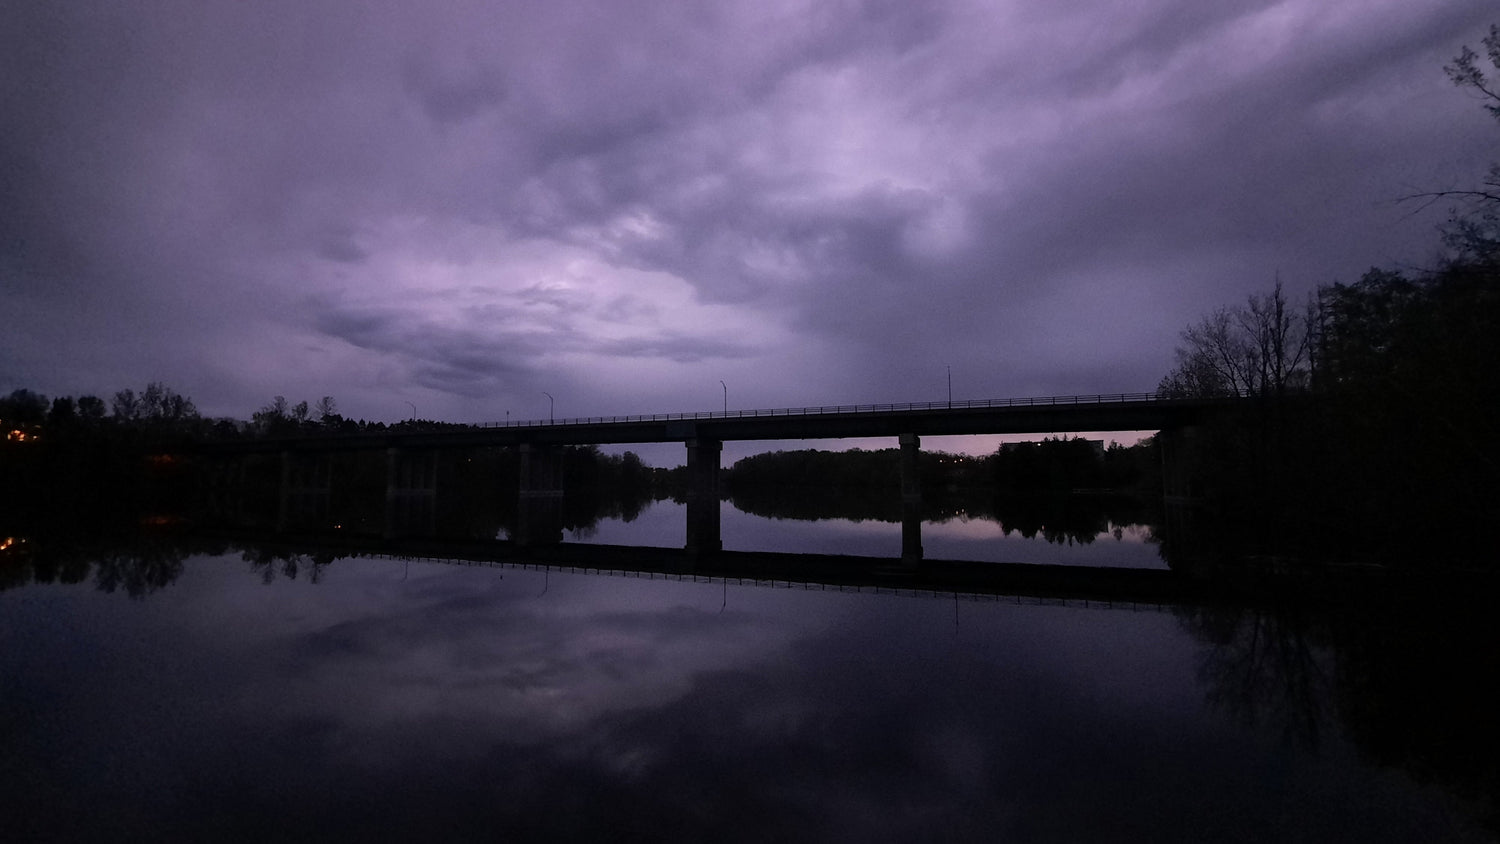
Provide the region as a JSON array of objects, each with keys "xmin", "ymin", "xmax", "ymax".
[{"xmin": 3, "ymin": 0, "xmax": 1494, "ymax": 426}]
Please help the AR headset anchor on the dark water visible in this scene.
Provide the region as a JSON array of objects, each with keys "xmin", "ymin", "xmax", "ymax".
[{"xmin": 2, "ymin": 525, "xmax": 1495, "ymax": 842}]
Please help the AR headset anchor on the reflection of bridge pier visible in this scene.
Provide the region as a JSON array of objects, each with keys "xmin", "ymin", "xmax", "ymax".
[
  {"xmin": 515, "ymin": 443, "xmax": 564, "ymax": 546},
  {"xmin": 278, "ymin": 451, "xmax": 331, "ymax": 532},
  {"xmin": 685, "ymin": 437, "xmax": 722, "ymax": 557},
  {"xmin": 384, "ymin": 448, "xmax": 436, "ymax": 539},
  {"xmin": 900, "ymin": 432, "xmax": 923, "ymax": 563}
]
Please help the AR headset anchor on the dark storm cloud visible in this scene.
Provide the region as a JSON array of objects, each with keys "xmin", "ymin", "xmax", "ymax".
[
  {"xmin": 313, "ymin": 304, "xmax": 553, "ymax": 396},
  {"xmin": 2, "ymin": 0, "xmax": 1495, "ymax": 420},
  {"xmin": 312, "ymin": 294, "xmax": 755, "ymax": 399},
  {"xmin": 594, "ymin": 333, "xmax": 755, "ymax": 364}
]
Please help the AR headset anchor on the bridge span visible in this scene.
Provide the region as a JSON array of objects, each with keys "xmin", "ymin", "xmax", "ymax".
[
  {"xmin": 222, "ymin": 392, "xmax": 1224, "ymax": 453},
  {"xmin": 203, "ymin": 392, "xmax": 1231, "ymax": 561}
]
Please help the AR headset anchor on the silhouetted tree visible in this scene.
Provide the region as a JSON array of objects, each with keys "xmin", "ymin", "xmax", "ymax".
[
  {"xmin": 76, "ymin": 395, "xmax": 107, "ymax": 424},
  {"xmin": 315, "ymin": 396, "xmax": 338, "ymax": 423},
  {"xmin": 109, "ymin": 382, "xmax": 199, "ymax": 433},
  {"xmin": 47, "ymin": 397, "xmax": 77, "ymax": 429},
  {"xmin": 252, "ymin": 396, "xmax": 291, "ymax": 434},
  {"xmin": 1401, "ymin": 24, "xmax": 1500, "ymax": 266},
  {"xmin": 3, "ymin": 388, "xmax": 50, "ymax": 424},
  {"xmin": 1158, "ymin": 281, "xmax": 1310, "ymax": 399},
  {"xmin": 112, "ymin": 388, "xmax": 139, "ymax": 421}
]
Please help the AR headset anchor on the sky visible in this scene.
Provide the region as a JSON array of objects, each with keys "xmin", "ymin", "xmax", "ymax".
[{"xmin": 4, "ymin": 0, "xmax": 1497, "ymax": 432}]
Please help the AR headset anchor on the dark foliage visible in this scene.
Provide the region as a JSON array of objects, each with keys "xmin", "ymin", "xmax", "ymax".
[{"xmin": 1160, "ymin": 259, "xmax": 1498, "ymax": 568}]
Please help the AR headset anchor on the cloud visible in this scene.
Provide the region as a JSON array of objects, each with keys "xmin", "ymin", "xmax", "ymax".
[{"xmin": 2, "ymin": 0, "xmax": 1495, "ymax": 422}]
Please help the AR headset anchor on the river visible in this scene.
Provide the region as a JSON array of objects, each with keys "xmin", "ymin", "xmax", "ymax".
[
  {"xmin": 2, "ymin": 500, "xmax": 1495, "ymax": 842},
  {"xmin": 569, "ymin": 498, "xmax": 1166, "ymax": 568}
]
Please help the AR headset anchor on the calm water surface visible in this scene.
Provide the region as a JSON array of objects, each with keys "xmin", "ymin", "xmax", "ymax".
[
  {"xmin": 571, "ymin": 500, "xmax": 1166, "ymax": 568},
  {"xmin": 3, "ymin": 539, "xmax": 1491, "ymax": 842}
]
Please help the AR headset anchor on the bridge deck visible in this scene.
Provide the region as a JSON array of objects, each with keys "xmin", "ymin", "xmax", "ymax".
[{"xmin": 203, "ymin": 393, "xmax": 1231, "ymax": 453}]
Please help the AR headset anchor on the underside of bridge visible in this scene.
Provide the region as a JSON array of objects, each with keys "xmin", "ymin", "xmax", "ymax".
[{"xmin": 250, "ymin": 396, "xmax": 1223, "ymax": 558}]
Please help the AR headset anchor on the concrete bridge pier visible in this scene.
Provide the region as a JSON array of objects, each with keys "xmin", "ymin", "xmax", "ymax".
[
  {"xmin": 516, "ymin": 443, "xmax": 564, "ymax": 546},
  {"xmin": 685, "ymin": 438, "xmax": 722, "ymax": 557},
  {"xmin": 385, "ymin": 448, "xmax": 437, "ymax": 539},
  {"xmin": 278, "ymin": 451, "xmax": 332, "ymax": 532},
  {"xmin": 900, "ymin": 433, "xmax": 923, "ymax": 563}
]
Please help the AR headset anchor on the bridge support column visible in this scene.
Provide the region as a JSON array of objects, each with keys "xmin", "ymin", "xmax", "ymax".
[
  {"xmin": 385, "ymin": 448, "xmax": 437, "ymax": 539},
  {"xmin": 900, "ymin": 433, "xmax": 923, "ymax": 563},
  {"xmin": 516, "ymin": 443, "xmax": 564, "ymax": 546},
  {"xmin": 278, "ymin": 451, "xmax": 331, "ymax": 533},
  {"xmin": 685, "ymin": 438, "xmax": 722, "ymax": 558},
  {"xmin": 1157, "ymin": 426, "xmax": 1208, "ymax": 574},
  {"xmin": 1158, "ymin": 426, "xmax": 1198, "ymax": 500}
]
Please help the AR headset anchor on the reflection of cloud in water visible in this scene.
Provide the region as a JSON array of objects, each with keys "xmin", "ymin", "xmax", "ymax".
[
  {"xmin": 241, "ymin": 565, "xmax": 853, "ymax": 762},
  {"xmin": 4, "ymin": 554, "xmax": 1473, "ymax": 840}
]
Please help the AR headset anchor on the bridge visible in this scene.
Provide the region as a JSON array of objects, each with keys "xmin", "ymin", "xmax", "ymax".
[
  {"xmin": 199, "ymin": 392, "xmax": 1232, "ymax": 561},
  {"xmin": 217, "ymin": 391, "xmax": 1221, "ymax": 452}
]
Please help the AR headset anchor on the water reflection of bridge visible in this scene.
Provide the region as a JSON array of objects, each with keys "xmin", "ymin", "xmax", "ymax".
[
  {"xmin": 419, "ymin": 557, "xmax": 1180, "ymax": 612},
  {"xmin": 221, "ymin": 528, "xmax": 1347, "ymax": 611},
  {"xmin": 204, "ymin": 393, "xmax": 1230, "ymax": 561}
]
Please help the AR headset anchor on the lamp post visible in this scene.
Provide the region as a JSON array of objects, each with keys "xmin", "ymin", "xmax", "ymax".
[
  {"xmin": 542, "ymin": 392, "xmax": 554, "ymax": 423},
  {"xmin": 405, "ymin": 401, "xmax": 416, "ymax": 421},
  {"xmin": 947, "ymin": 366, "xmax": 952, "ymax": 408},
  {"xmin": 720, "ymin": 380, "xmax": 727, "ymax": 414}
]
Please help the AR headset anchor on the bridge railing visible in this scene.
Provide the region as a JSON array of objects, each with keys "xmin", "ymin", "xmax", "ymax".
[{"xmin": 475, "ymin": 391, "xmax": 1167, "ymax": 430}]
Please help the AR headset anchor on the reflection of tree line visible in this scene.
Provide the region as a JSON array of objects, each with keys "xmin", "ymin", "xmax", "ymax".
[
  {"xmin": 0, "ymin": 523, "xmax": 355, "ymax": 595},
  {"xmin": 723, "ymin": 445, "xmax": 1163, "ymax": 549},
  {"xmin": 1, "ymin": 524, "xmax": 190, "ymax": 598},
  {"xmin": 726, "ymin": 482, "xmax": 1158, "ymax": 549},
  {"xmin": 239, "ymin": 545, "xmax": 340, "ymax": 584},
  {"xmin": 1178, "ymin": 602, "xmax": 1334, "ymax": 750},
  {"xmin": 1178, "ymin": 587, "xmax": 1500, "ymax": 836}
]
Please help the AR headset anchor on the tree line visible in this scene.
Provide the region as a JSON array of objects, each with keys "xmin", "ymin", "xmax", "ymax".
[
  {"xmin": 2, "ymin": 382, "xmax": 201, "ymax": 439},
  {"xmin": 1152, "ymin": 27, "xmax": 1500, "ymax": 568},
  {"xmin": 0, "ymin": 384, "xmax": 468, "ymax": 443},
  {"xmin": 725, "ymin": 439, "xmax": 1158, "ymax": 497}
]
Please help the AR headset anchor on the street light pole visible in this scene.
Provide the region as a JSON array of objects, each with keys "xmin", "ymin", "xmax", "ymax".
[
  {"xmin": 542, "ymin": 392, "xmax": 554, "ymax": 423},
  {"xmin": 720, "ymin": 380, "xmax": 727, "ymax": 414},
  {"xmin": 947, "ymin": 366, "xmax": 952, "ymax": 408},
  {"xmin": 405, "ymin": 401, "xmax": 416, "ymax": 421}
]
